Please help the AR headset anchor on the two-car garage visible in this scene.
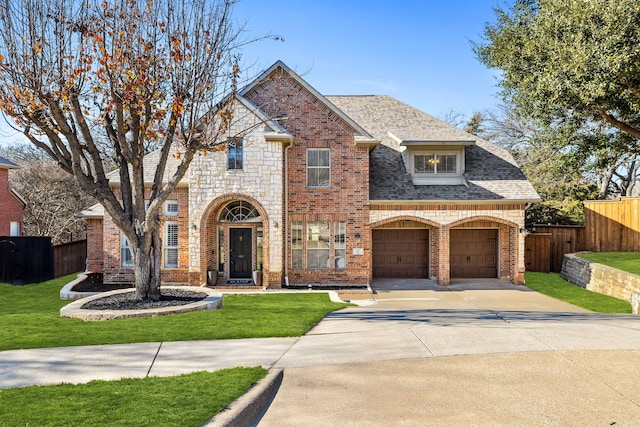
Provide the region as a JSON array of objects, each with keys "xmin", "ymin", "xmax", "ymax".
[{"xmin": 372, "ymin": 227, "xmax": 499, "ymax": 280}]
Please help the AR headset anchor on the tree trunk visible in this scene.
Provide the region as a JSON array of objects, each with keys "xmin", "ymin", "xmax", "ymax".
[{"xmin": 133, "ymin": 228, "xmax": 162, "ymax": 301}]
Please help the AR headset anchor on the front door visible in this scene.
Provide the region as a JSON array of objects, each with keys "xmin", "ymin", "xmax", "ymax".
[{"xmin": 230, "ymin": 228, "xmax": 252, "ymax": 278}]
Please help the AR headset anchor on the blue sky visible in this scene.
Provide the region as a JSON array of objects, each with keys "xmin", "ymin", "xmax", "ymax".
[
  {"xmin": 0, "ymin": 0, "xmax": 503, "ymax": 146},
  {"xmin": 233, "ymin": 0, "xmax": 502, "ymax": 117}
]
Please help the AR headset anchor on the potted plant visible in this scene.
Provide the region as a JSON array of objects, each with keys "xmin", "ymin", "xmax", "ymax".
[
  {"xmin": 252, "ymin": 269, "xmax": 263, "ymax": 287},
  {"xmin": 207, "ymin": 269, "xmax": 218, "ymax": 286}
]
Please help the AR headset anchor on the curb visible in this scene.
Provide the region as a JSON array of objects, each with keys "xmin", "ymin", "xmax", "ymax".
[{"xmin": 203, "ymin": 369, "xmax": 284, "ymax": 427}]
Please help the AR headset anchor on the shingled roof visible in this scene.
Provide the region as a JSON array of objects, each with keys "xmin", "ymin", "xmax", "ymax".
[
  {"xmin": 327, "ymin": 95, "xmax": 540, "ymax": 203},
  {"xmin": 0, "ymin": 156, "xmax": 19, "ymax": 169}
]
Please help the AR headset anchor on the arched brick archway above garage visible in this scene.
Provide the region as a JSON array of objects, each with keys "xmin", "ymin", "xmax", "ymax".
[
  {"xmin": 448, "ymin": 216, "xmax": 519, "ymax": 281},
  {"xmin": 371, "ymin": 217, "xmax": 439, "ymax": 279},
  {"xmin": 198, "ymin": 194, "xmax": 270, "ymax": 285}
]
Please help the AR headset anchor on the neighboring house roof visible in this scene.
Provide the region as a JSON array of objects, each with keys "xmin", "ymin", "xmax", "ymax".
[
  {"xmin": 327, "ymin": 95, "xmax": 541, "ymax": 203},
  {"xmin": 75, "ymin": 203, "xmax": 104, "ymax": 219},
  {"xmin": 0, "ymin": 156, "xmax": 19, "ymax": 169}
]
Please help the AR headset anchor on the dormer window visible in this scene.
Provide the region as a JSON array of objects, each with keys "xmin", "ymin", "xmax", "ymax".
[{"xmin": 414, "ymin": 152, "xmax": 458, "ymax": 175}]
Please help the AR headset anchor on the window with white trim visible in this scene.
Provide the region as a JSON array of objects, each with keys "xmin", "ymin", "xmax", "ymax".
[
  {"xmin": 306, "ymin": 148, "xmax": 330, "ymax": 187},
  {"xmin": 121, "ymin": 233, "xmax": 133, "ymax": 268},
  {"xmin": 334, "ymin": 222, "xmax": 346, "ymax": 269},
  {"xmin": 9, "ymin": 221, "xmax": 20, "ymax": 236},
  {"xmin": 164, "ymin": 221, "xmax": 178, "ymax": 268},
  {"xmin": 164, "ymin": 200, "xmax": 178, "ymax": 216},
  {"xmin": 290, "ymin": 220, "xmax": 346, "ymax": 270},
  {"xmin": 413, "ymin": 152, "xmax": 458, "ymax": 175}
]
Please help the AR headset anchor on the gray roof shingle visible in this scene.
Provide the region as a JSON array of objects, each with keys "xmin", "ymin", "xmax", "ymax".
[
  {"xmin": 0, "ymin": 156, "xmax": 19, "ymax": 169},
  {"xmin": 327, "ymin": 95, "xmax": 540, "ymax": 202}
]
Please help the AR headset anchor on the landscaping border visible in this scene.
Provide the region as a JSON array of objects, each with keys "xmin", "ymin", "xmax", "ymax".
[{"xmin": 560, "ymin": 252, "xmax": 640, "ymax": 314}]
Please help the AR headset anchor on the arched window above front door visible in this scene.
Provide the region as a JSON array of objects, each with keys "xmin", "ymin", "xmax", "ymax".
[{"xmin": 219, "ymin": 201, "xmax": 261, "ymax": 223}]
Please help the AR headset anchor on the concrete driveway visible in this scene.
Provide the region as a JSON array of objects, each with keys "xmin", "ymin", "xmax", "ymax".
[{"xmin": 258, "ymin": 279, "xmax": 640, "ymax": 426}]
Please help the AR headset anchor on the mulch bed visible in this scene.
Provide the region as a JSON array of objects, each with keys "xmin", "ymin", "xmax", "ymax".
[{"xmin": 74, "ymin": 273, "xmax": 208, "ymax": 311}]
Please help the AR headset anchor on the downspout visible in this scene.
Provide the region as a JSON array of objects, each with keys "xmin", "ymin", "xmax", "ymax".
[{"xmin": 284, "ymin": 141, "xmax": 292, "ymax": 286}]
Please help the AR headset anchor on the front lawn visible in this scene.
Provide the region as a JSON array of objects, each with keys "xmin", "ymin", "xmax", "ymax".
[
  {"xmin": 0, "ymin": 368, "xmax": 267, "ymax": 427},
  {"xmin": 577, "ymin": 252, "xmax": 640, "ymax": 276},
  {"xmin": 524, "ymin": 272, "xmax": 632, "ymax": 313},
  {"xmin": 0, "ymin": 273, "xmax": 348, "ymax": 351}
]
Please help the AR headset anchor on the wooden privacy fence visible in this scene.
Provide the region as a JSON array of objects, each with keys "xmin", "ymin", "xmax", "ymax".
[
  {"xmin": 525, "ymin": 225, "xmax": 586, "ymax": 273},
  {"xmin": 584, "ymin": 197, "xmax": 640, "ymax": 252},
  {"xmin": 0, "ymin": 237, "xmax": 86, "ymax": 285},
  {"xmin": 0, "ymin": 236, "xmax": 53, "ymax": 285},
  {"xmin": 53, "ymin": 240, "xmax": 87, "ymax": 278}
]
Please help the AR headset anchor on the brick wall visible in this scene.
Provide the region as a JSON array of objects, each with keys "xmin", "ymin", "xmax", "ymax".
[
  {"xmin": 370, "ymin": 204, "xmax": 526, "ymax": 285},
  {"xmin": 86, "ymin": 218, "xmax": 104, "ymax": 272},
  {"xmin": 0, "ymin": 168, "xmax": 23, "ymax": 236},
  {"xmin": 245, "ymin": 70, "xmax": 371, "ymax": 286},
  {"xmin": 102, "ymin": 187, "xmax": 190, "ymax": 285}
]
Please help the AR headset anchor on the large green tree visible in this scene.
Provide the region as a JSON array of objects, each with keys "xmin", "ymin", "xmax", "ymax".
[
  {"xmin": 0, "ymin": 0, "xmax": 247, "ymax": 300},
  {"xmin": 474, "ymin": 0, "xmax": 640, "ymax": 149}
]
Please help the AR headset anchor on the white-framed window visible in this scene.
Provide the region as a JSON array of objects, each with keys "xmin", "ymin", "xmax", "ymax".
[
  {"xmin": 307, "ymin": 221, "xmax": 330, "ymax": 269},
  {"xmin": 413, "ymin": 152, "xmax": 458, "ymax": 175},
  {"xmin": 121, "ymin": 233, "xmax": 133, "ymax": 268},
  {"xmin": 307, "ymin": 148, "xmax": 330, "ymax": 187},
  {"xmin": 9, "ymin": 221, "xmax": 20, "ymax": 236},
  {"xmin": 164, "ymin": 199, "xmax": 178, "ymax": 216},
  {"xmin": 164, "ymin": 221, "xmax": 178, "ymax": 268},
  {"xmin": 291, "ymin": 221, "xmax": 303, "ymax": 269},
  {"xmin": 334, "ymin": 222, "xmax": 346, "ymax": 269},
  {"xmin": 227, "ymin": 138, "xmax": 243, "ymax": 171}
]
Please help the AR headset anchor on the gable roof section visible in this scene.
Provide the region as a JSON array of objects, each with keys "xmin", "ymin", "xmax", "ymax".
[
  {"xmin": 0, "ymin": 156, "xmax": 19, "ymax": 169},
  {"xmin": 327, "ymin": 95, "xmax": 540, "ymax": 203},
  {"xmin": 240, "ymin": 61, "xmax": 378, "ymax": 147}
]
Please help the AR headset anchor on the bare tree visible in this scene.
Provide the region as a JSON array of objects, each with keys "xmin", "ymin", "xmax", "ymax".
[
  {"xmin": 0, "ymin": 0, "xmax": 251, "ymax": 300},
  {"xmin": 0, "ymin": 144, "xmax": 94, "ymax": 244}
]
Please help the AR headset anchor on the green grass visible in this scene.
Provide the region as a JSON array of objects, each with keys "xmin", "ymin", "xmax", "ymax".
[
  {"xmin": 0, "ymin": 273, "xmax": 347, "ymax": 351},
  {"xmin": 0, "ymin": 367, "xmax": 267, "ymax": 427},
  {"xmin": 577, "ymin": 252, "xmax": 640, "ymax": 276},
  {"xmin": 524, "ymin": 272, "xmax": 632, "ymax": 313}
]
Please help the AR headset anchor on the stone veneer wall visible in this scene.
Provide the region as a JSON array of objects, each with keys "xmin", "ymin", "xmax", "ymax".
[{"xmin": 560, "ymin": 253, "xmax": 640, "ymax": 314}]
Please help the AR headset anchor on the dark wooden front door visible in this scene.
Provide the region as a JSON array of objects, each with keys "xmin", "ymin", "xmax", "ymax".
[
  {"xmin": 450, "ymin": 229, "xmax": 498, "ymax": 278},
  {"xmin": 373, "ymin": 229, "xmax": 429, "ymax": 278},
  {"xmin": 230, "ymin": 228, "xmax": 252, "ymax": 278}
]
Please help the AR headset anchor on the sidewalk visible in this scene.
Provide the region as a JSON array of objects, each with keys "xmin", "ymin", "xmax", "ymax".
[{"xmin": 2, "ymin": 280, "xmax": 640, "ymax": 425}]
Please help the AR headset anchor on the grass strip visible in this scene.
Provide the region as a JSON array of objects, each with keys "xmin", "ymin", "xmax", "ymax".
[
  {"xmin": 524, "ymin": 272, "xmax": 632, "ymax": 313},
  {"xmin": 0, "ymin": 367, "xmax": 267, "ymax": 427},
  {"xmin": 0, "ymin": 274, "xmax": 347, "ymax": 351},
  {"xmin": 577, "ymin": 252, "xmax": 640, "ymax": 276}
]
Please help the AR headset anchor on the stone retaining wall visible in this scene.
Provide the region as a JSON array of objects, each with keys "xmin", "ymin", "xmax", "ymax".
[{"xmin": 560, "ymin": 253, "xmax": 640, "ymax": 314}]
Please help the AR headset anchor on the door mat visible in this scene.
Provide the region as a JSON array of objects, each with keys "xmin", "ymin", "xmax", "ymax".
[{"xmin": 226, "ymin": 279, "xmax": 254, "ymax": 285}]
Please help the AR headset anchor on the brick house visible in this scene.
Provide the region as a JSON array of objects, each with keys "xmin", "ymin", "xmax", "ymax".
[
  {"xmin": 0, "ymin": 156, "xmax": 25, "ymax": 237},
  {"xmin": 80, "ymin": 61, "xmax": 540, "ymax": 287}
]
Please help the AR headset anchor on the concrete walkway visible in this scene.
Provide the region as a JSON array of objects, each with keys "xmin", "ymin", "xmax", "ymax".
[{"xmin": 2, "ymin": 279, "xmax": 640, "ymax": 425}]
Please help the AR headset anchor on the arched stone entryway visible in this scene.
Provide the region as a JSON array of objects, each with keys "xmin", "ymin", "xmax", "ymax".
[{"xmin": 199, "ymin": 195, "xmax": 270, "ymax": 286}]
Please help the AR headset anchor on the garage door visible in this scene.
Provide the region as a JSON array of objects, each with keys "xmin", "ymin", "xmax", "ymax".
[
  {"xmin": 450, "ymin": 229, "xmax": 498, "ymax": 278},
  {"xmin": 373, "ymin": 229, "xmax": 429, "ymax": 278}
]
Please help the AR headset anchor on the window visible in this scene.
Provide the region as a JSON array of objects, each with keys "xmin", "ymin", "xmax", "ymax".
[
  {"xmin": 164, "ymin": 221, "xmax": 178, "ymax": 268},
  {"xmin": 9, "ymin": 221, "xmax": 20, "ymax": 236},
  {"xmin": 414, "ymin": 152, "xmax": 458, "ymax": 175},
  {"xmin": 227, "ymin": 138, "xmax": 243, "ymax": 170},
  {"xmin": 334, "ymin": 222, "xmax": 346, "ymax": 269},
  {"xmin": 307, "ymin": 221, "xmax": 330, "ymax": 269},
  {"xmin": 307, "ymin": 148, "xmax": 330, "ymax": 187},
  {"xmin": 164, "ymin": 200, "xmax": 178, "ymax": 216},
  {"xmin": 121, "ymin": 233, "xmax": 133, "ymax": 267},
  {"xmin": 290, "ymin": 221, "xmax": 346, "ymax": 270},
  {"xmin": 291, "ymin": 221, "xmax": 303, "ymax": 269}
]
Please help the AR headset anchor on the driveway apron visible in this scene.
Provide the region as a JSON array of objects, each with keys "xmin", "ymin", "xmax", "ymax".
[{"xmin": 259, "ymin": 279, "xmax": 640, "ymax": 426}]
